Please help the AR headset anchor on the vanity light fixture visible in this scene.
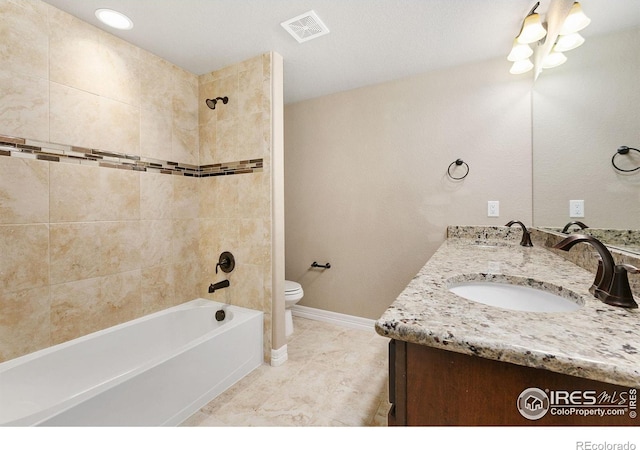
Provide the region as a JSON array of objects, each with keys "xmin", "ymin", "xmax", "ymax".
[
  {"xmin": 95, "ymin": 8, "xmax": 133, "ymax": 30},
  {"xmin": 559, "ymin": 2, "xmax": 591, "ymax": 35},
  {"xmin": 516, "ymin": 2, "xmax": 547, "ymax": 44}
]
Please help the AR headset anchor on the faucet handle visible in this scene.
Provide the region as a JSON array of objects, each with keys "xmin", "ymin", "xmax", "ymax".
[
  {"xmin": 618, "ymin": 264, "xmax": 639, "ymax": 274},
  {"xmin": 598, "ymin": 264, "xmax": 639, "ymax": 309}
]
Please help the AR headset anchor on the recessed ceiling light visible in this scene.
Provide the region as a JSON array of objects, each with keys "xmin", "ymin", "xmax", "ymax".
[{"xmin": 95, "ymin": 8, "xmax": 133, "ymax": 30}]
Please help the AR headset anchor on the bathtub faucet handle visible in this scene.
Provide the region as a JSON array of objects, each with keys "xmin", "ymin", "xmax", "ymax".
[{"xmin": 216, "ymin": 251, "xmax": 235, "ymax": 274}]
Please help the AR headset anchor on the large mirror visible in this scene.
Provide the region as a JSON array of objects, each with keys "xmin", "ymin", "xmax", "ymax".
[{"xmin": 532, "ymin": 0, "xmax": 640, "ymax": 254}]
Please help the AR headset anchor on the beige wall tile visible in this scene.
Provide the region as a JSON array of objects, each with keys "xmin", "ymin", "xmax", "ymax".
[
  {"xmin": 237, "ymin": 172, "xmax": 269, "ymax": 219},
  {"xmin": 228, "ymin": 263, "xmax": 264, "ymax": 312},
  {"xmin": 172, "ymin": 219, "xmax": 199, "ymax": 263},
  {"xmin": 51, "ymin": 221, "xmax": 141, "ymax": 284},
  {"xmin": 49, "ymin": 82, "xmax": 101, "ymax": 148},
  {"xmin": 140, "ymin": 172, "xmax": 173, "ymax": 220},
  {"xmin": 50, "ymin": 163, "xmax": 140, "ymax": 222},
  {"xmin": 101, "ymin": 221, "xmax": 141, "ymax": 275},
  {"xmin": 0, "ymin": 157, "xmax": 49, "ymax": 224},
  {"xmin": 50, "ymin": 222, "xmax": 103, "ymax": 284},
  {"xmin": 49, "ymin": 5, "xmax": 143, "ymax": 106},
  {"xmin": 50, "ymin": 277, "xmax": 100, "ymax": 344},
  {"xmin": 95, "ymin": 32, "xmax": 141, "ymax": 107},
  {"xmin": 98, "ymin": 96, "xmax": 140, "ymax": 155},
  {"xmin": 173, "ymin": 176, "xmax": 199, "ymax": 219},
  {"xmin": 141, "ymin": 264, "xmax": 175, "ymax": 314},
  {"xmin": 140, "ymin": 220, "xmax": 173, "ymax": 268},
  {"xmin": 50, "ymin": 271, "xmax": 142, "ymax": 344},
  {"xmin": 215, "ymin": 119, "xmax": 237, "ymax": 163},
  {"xmin": 48, "ymin": 6, "xmax": 102, "ymax": 96},
  {"xmin": 50, "ymin": 82, "xmax": 140, "ymax": 154},
  {"xmin": 0, "ymin": 224, "xmax": 49, "ymax": 293},
  {"xmin": 0, "ymin": 69, "xmax": 49, "ymax": 141},
  {"xmin": 0, "ymin": 0, "xmax": 49, "ymax": 79},
  {"xmin": 173, "ymin": 260, "xmax": 200, "ymax": 304},
  {"xmin": 140, "ymin": 107, "xmax": 172, "ymax": 161},
  {"xmin": 140, "ymin": 50, "xmax": 175, "ymax": 113},
  {"xmin": 100, "ymin": 270, "xmax": 142, "ymax": 327},
  {"xmin": 237, "ymin": 112, "xmax": 263, "ymax": 161},
  {"xmin": 238, "ymin": 60, "xmax": 264, "ymax": 117},
  {"xmin": 237, "ymin": 219, "xmax": 269, "ymax": 266},
  {"xmin": 0, "ymin": 286, "xmax": 51, "ymax": 362},
  {"xmin": 172, "ymin": 125, "xmax": 198, "ymax": 165}
]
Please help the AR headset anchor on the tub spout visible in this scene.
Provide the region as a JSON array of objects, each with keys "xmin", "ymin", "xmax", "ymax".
[{"xmin": 208, "ymin": 279, "xmax": 230, "ymax": 293}]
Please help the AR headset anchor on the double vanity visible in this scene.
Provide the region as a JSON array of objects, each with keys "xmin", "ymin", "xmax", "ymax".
[{"xmin": 376, "ymin": 226, "xmax": 639, "ymax": 426}]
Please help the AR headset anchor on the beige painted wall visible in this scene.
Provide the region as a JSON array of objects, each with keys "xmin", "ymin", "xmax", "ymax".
[
  {"xmin": 533, "ymin": 27, "xmax": 640, "ymax": 229},
  {"xmin": 284, "ymin": 58, "xmax": 533, "ymax": 319},
  {"xmin": 0, "ymin": 0, "xmax": 278, "ymax": 362}
]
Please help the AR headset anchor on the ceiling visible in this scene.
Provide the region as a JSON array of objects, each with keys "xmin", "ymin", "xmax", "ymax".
[{"xmin": 42, "ymin": 0, "xmax": 640, "ymax": 104}]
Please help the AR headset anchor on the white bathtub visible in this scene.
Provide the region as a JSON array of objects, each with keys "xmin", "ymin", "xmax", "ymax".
[{"xmin": 0, "ymin": 299, "xmax": 263, "ymax": 426}]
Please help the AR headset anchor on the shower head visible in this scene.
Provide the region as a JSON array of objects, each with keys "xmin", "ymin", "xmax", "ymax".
[{"xmin": 205, "ymin": 96, "xmax": 228, "ymax": 110}]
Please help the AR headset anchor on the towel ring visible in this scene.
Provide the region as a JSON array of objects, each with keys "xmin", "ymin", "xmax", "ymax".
[
  {"xmin": 447, "ymin": 159, "xmax": 469, "ymax": 180},
  {"xmin": 611, "ymin": 146, "xmax": 640, "ymax": 173}
]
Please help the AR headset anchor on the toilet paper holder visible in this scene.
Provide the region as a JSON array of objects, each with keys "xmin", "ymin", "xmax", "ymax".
[{"xmin": 311, "ymin": 261, "xmax": 331, "ymax": 269}]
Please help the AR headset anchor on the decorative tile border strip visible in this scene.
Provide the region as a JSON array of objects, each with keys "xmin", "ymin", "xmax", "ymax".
[{"xmin": 0, "ymin": 134, "xmax": 263, "ymax": 177}]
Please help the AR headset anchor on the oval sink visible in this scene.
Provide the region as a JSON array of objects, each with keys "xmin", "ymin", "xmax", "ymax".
[{"xmin": 448, "ymin": 277, "xmax": 583, "ymax": 313}]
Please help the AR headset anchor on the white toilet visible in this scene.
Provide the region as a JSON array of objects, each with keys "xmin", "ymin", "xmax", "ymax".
[{"xmin": 284, "ymin": 280, "xmax": 304, "ymax": 337}]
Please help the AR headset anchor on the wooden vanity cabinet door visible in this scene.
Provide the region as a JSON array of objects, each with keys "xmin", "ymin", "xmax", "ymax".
[{"xmin": 389, "ymin": 339, "xmax": 637, "ymax": 426}]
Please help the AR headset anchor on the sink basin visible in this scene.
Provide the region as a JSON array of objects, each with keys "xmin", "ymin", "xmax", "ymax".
[{"xmin": 448, "ymin": 277, "xmax": 583, "ymax": 312}]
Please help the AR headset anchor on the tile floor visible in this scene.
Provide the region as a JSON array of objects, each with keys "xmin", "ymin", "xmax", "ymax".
[{"xmin": 181, "ymin": 316, "xmax": 391, "ymax": 426}]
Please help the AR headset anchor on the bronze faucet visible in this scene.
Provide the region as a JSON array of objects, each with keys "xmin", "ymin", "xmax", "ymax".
[
  {"xmin": 505, "ymin": 220, "xmax": 533, "ymax": 247},
  {"xmin": 561, "ymin": 221, "xmax": 589, "ymax": 233},
  {"xmin": 553, "ymin": 234, "xmax": 638, "ymax": 309}
]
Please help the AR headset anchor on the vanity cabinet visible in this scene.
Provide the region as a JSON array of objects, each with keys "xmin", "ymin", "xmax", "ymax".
[{"xmin": 388, "ymin": 340, "xmax": 637, "ymax": 426}]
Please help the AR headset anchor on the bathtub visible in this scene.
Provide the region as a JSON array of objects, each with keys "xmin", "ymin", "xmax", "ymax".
[{"xmin": 0, "ymin": 299, "xmax": 263, "ymax": 426}]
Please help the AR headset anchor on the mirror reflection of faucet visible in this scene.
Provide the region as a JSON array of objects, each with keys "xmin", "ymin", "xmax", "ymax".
[
  {"xmin": 561, "ymin": 221, "xmax": 589, "ymax": 234},
  {"xmin": 554, "ymin": 234, "xmax": 638, "ymax": 309}
]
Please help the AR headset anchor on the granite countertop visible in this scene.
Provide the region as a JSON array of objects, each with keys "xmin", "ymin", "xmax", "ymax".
[{"xmin": 375, "ymin": 229, "xmax": 640, "ymax": 388}]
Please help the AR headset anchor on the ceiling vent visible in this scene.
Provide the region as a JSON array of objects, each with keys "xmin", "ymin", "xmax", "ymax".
[{"xmin": 281, "ymin": 10, "xmax": 330, "ymax": 43}]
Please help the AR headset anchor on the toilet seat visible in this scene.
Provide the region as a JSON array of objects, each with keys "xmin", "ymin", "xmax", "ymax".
[
  {"xmin": 284, "ymin": 280, "xmax": 304, "ymax": 337},
  {"xmin": 285, "ymin": 280, "xmax": 303, "ymax": 300}
]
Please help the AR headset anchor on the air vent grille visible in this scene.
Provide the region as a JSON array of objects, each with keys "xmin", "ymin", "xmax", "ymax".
[{"xmin": 281, "ymin": 10, "xmax": 330, "ymax": 43}]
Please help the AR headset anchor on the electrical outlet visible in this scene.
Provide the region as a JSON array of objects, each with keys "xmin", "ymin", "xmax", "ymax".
[
  {"xmin": 569, "ymin": 200, "xmax": 584, "ymax": 218},
  {"xmin": 488, "ymin": 201, "xmax": 499, "ymax": 217}
]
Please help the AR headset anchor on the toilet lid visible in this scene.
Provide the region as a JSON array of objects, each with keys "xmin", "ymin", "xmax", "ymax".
[{"xmin": 285, "ymin": 280, "xmax": 302, "ymax": 293}]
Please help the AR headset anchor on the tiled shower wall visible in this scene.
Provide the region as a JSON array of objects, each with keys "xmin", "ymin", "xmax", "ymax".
[{"xmin": 0, "ymin": 0, "xmax": 274, "ymax": 362}]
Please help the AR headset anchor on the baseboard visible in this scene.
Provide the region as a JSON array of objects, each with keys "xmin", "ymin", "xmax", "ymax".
[
  {"xmin": 270, "ymin": 344, "xmax": 288, "ymax": 367},
  {"xmin": 291, "ymin": 305, "xmax": 376, "ymax": 332}
]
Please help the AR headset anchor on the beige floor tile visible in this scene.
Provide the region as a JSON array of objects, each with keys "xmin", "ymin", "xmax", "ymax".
[{"xmin": 181, "ymin": 316, "xmax": 390, "ymax": 427}]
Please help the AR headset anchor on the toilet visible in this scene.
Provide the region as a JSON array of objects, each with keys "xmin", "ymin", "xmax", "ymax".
[{"xmin": 284, "ymin": 280, "xmax": 304, "ymax": 337}]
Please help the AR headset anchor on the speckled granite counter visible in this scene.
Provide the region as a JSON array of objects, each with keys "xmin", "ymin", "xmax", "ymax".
[{"xmin": 375, "ymin": 227, "xmax": 640, "ymax": 388}]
